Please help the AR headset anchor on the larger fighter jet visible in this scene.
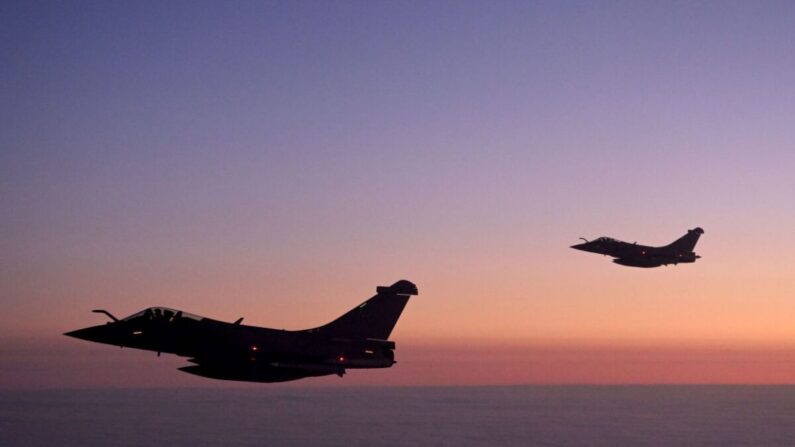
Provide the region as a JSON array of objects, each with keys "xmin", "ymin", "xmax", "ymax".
[
  {"xmin": 65, "ymin": 280, "xmax": 418, "ymax": 383},
  {"xmin": 571, "ymin": 227, "xmax": 704, "ymax": 267}
]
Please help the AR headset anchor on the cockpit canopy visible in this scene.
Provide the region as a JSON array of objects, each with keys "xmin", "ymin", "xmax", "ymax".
[
  {"xmin": 594, "ymin": 237, "xmax": 617, "ymax": 243},
  {"xmin": 122, "ymin": 307, "xmax": 204, "ymax": 323}
]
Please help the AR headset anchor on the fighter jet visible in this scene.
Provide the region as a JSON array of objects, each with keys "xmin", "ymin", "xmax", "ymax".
[
  {"xmin": 571, "ymin": 227, "xmax": 704, "ymax": 268},
  {"xmin": 65, "ymin": 280, "xmax": 418, "ymax": 383}
]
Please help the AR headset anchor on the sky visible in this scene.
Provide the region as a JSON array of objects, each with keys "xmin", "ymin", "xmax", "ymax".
[{"xmin": 2, "ymin": 1, "xmax": 795, "ymax": 387}]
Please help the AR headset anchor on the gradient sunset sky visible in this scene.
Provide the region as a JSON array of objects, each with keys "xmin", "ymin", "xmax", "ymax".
[{"xmin": 3, "ymin": 1, "xmax": 795, "ymax": 387}]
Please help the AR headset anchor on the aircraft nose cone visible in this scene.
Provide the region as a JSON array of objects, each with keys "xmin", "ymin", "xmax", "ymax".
[
  {"xmin": 64, "ymin": 325, "xmax": 110, "ymax": 343},
  {"xmin": 570, "ymin": 243, "xmax": 587, "ymax": 250}
]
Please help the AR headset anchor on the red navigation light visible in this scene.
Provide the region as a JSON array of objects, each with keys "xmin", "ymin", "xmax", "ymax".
[
  {"xmin": 251, "ymin": 345, "xmax": 258, "ymax": 351},
  {"xmin": 338, "ymin": 356, "xmax": 345, "ymax": 362}
]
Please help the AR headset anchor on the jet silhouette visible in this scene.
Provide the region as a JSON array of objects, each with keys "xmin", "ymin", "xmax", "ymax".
[
  {"xmin": 65, "ymin": 280, "xmax": 418, "ymax": 383},
  {"xmin": 571, "ymin": 227, "xmax": 704, "ymax": 268}
]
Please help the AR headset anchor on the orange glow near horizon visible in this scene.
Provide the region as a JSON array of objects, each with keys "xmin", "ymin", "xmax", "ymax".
[
  {"xmin": 6, "ymin": 233, "xmax": 795, "ymax": 388},
  {"xmin": 5, "ymin": 336, "xmax": 795, "ymax": 388}
]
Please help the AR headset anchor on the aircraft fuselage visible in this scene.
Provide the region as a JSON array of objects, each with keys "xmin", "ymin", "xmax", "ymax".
[
  {"xmin": 65, "ymin": 280, "xmax": 417, "ymax": 382},
  {"xmin": 570, "ymin": 228, "xmax": 703, "ymax": 268}
]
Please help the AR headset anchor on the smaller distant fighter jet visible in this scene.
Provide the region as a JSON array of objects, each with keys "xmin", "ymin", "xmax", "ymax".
[{"xmin": 571, "ymin": 227, "xmax": 704, "ymax": 268}]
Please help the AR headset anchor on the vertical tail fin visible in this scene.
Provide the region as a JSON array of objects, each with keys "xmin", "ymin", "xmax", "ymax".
[
  {"xmin": 308, "ymin": 280, "xmax": 418, "ymax": 340},
  {"xmin": 666, "ymin": 227, "xmax": 704, "ymax": 252}
]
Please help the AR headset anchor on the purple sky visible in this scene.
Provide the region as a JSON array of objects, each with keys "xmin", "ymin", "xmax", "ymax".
[{"xmin": 3, "ymin": 1, "xmax": 795, "ymax": 387}]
